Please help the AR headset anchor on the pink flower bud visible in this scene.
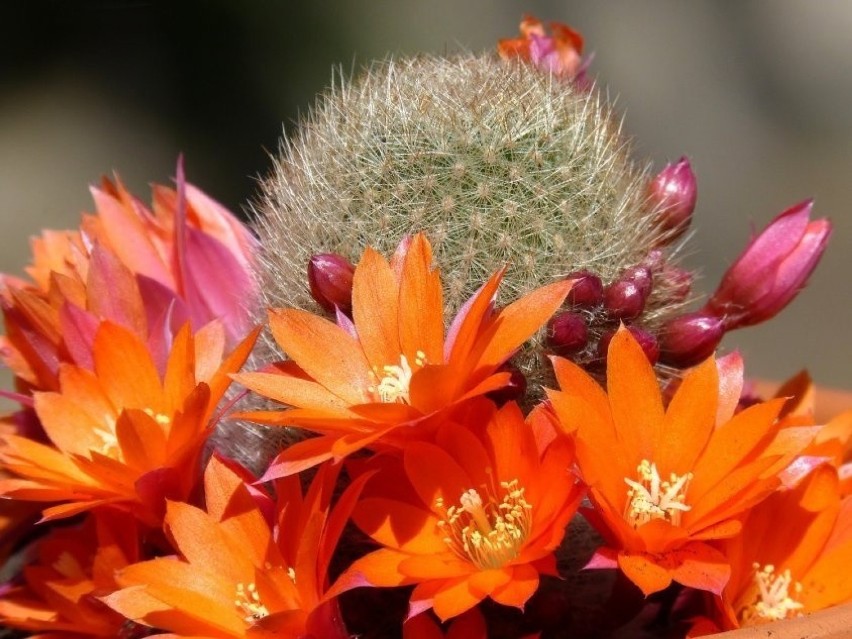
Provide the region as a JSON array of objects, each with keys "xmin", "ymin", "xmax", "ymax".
[
  {"xmin": 704, "ymin": 200, "xmax": 832, "ymax": 330},
  {"xmin": 604, "ymin": 280, "xmax": 646, "ymax": 320},
  {"xmin": 546, "ymin": 311, "xmax": 588, "ymax": 355},
  {"xmin": 648, "ymin": 157, "xmax": 697, "ymax": 236},
  {"xmin": 307, "ymin": 253, "xmax": 355, "ymax": 314},
  {"xmin": 659, "ymin": 312, "xmax": 725, "ymax": 368},
  {"xmin": 565, "ymin": 270, "xmax": 604, "ymax": 308},
  {"xmin": 660, "ymin": 264, "xmax": 693, "ymax": 302},
  {"xmin": 620, "ymin": 265, "xmax": 653, "ymax": 298}
]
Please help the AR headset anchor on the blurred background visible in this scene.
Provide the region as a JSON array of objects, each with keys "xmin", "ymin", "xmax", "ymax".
[{"xmin": 1, "ymin": 0, "xmax": 850, "ymax": 389}]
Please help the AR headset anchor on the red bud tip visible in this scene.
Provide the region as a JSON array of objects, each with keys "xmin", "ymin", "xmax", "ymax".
[
  {"xmin": 604, "ymin": 280, "xmax": 646, "ymax": 320},
  {"xmin": 649, "ymin": 156, "xmax": 697, "ymax": 236},
  {"xmin": 565, "ymin": 270, "xmax": 604, "ymax": 308},
  {"xmin": 659, "ymin": 312, "xmax": 725, "ymax": 368},
  {"xmin": 620, "ymin": 265, "xmax": 653, "ymax": 298},
  {"xmin": 307, "ymin": 253, "xmax": 355, "ymax": 314},
  {"xmin": 547, "ymin": 311, "xmax": 589, "ymax": 355}
]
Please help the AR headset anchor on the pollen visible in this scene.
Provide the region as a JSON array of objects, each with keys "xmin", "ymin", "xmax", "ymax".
[
  {"xmin": 740, "ymin": 563, "xmax": 804, "ymax": 625},
  {"xmin": 367, "ymin": 351, "xmax": 427, "ymax": 404},
  {"xmin": 436, "ymin": 478, "xmax": 532, "ymax": 570},
  {"xmin": 624, "ymin": 459, "xmax": 692, "ymax": 528},
  {"xmin": 234, "ymin": 582, "xmax": 269, "ymax": 624},
  {"xmin": 143, "ymin": 407, "xmax": 171, "ymax": 426}
]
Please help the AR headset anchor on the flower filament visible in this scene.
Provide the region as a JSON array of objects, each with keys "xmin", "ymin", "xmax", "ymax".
[
  {"xmin": 740, "ymin": 563, "xmax": 804, "ymax": 625},
  {"xmin": 234, "ymin": 582, "xmax": 269, "ymax": 624},
  {"xmin": 368, "ymin": 350, "xmax": 426, "ymax": 404},
  {"xmin": 436, "ymin": 478, "xmax": 532, "ymax": 570},
  {"xmin": 624, "ymin": 459, "xmax": 692, "ymax": 527}
]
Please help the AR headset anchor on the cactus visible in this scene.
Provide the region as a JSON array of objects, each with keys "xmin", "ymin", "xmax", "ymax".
[{"xmin": 252, "ymin": 52, "xmax": 693, "ymax": 395}]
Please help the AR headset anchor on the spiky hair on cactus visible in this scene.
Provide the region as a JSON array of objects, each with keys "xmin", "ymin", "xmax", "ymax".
[{"xmin": 253, "ymin": 51, "xmax": 692, "ymax": 393}]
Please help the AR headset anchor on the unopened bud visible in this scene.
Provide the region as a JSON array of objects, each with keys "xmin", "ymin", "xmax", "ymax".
[
  {"xmin": 598, "ymin": 326, "xmax": 659, "ymax": 365},
  {"xmin": 565, "ymin": 270, "xmax": 604, "ymax": 308},
  {"xmin": 659, "ymin": 312, "xmax": 725, "ymax": 368},
  {"xmin": 705, "ymin": 200, "xmax": 831, "ymax": 330},
  {"xmin": 620, "ymin": 265, "xmax": 653, "ymax": 298},
  {"xmin": 604, "ymin": 280, "xmax": 646, "ymax": 320},
  {"xmin": 307, "ymin": 253, "xmax": 355, "ymax": 313},
  {"xmin": 486, "ymin": 362, "xmax": 528, "ymax": 406},
  {"xmin": 547, "ymin": 311, "xmax": 588, "ymax": 355},
  {"xmin": 649, "ymin": 157, "xmax": 696, "ymax": 237},
  {"xmin": 660, "ymin": 264, "xmax": 693, "ymax": 302}
]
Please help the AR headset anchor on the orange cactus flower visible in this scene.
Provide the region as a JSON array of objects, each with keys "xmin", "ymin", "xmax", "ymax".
[
  {"xmin": 235, "ymin": 233, "xmax": 572, "ymax": 479},
  {"xmin": 0, "ymin": 321, "xmax": 258, "ymax": 523},
  {"xmin": 102, "ymin": 455, "xmax": 369, "ymax": 638},
  {"xmin": 0, "ymin": 158, "xmax": 258, "ymax": 397},
  {"xmin": 0, "ymin": 510, "xmax": 142, "ymax": 637},
  {"xmin": 498, "ymin": 15, "xmax": 588, "ymax": 81},
  {"xmin": 332, "ymin": 401, "xmax": 583, "ymax": 622},
  {"xmin": 547, "ymin": 327, "xmax": 820, "ymax": 597},
  {"xmin": 690, "ymin": 464, "xmax": 852, "ymax": 633}
]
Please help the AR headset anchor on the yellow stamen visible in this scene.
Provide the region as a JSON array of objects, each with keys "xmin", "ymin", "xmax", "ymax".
[
  {"xmin": 740, "ymin": 563, "xmax": 804, "ymax": 625},
  {"xmin": 624, "ymin": 459, "xmax": 692, "ymax": 527},
  {"xmin": 234, "ymin": 582, "xmax": 269, "ymax": 624},
  {"xmin": 436, "ymin": 478, "xmax": 532, "ymax": 570},
  {"xmin": 143, "ymin": 407, "xmax": 171, "ymax": 426},
  {"xmin": 367, "ymin": 351, "xmax": 427, "ymax": 404}
]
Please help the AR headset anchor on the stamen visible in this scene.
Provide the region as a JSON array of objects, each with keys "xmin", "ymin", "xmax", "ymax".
[
  {"xmin": 234, "ymin": 582, "xmax": 270, "ymax": 624},
  {"xmin": 740, "ymin": 563, "xmax": 804, "ymax": 625},
  {"xmin": 367, "ymin": 351, "xmax": 427, "ymax": 404},
  {"xmin": 143, "ymin": 407, "xmax": 171, "ymax": 426},
  {"xmin": 624, "ymin": 459, "xmax": 692, "ymax": 527},
  {"xmin": 436, "ymin": 479, "xmax": 532, "ymax": 570}
]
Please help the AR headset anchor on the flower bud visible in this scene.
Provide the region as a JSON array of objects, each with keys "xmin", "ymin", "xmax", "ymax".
[
  {"xmin": 598, "ymin": 326, "xmax": 659, "ymax": 365},
  {"xmin": 546, "ymin": 311, "xmax": 588, "ymax": 355},
  {"xmin": 704, "ymin": 200, "xmax": 831, "ymax": 330},
  {"xmin": 660, "ymin": 264, "xmax": 693, "ymax": 302},
  {"xmin": 565, "ymin": 270, "xmax": 604, "ymax": 308},
  {"xmin": 604, "ymin": 280, "xmax": 646, "ymax": 320},
  {"xmin": 486, "ymin": 362, "xmax": 528, "ymax": 406},
  {"xmin": 620, "ymin": 265, "xmax": 653, "ymax": 298},
  {"xmin": 648, "ymin": 157, "xmax": 696, "ymax": 236},
  {"xmin": 307, "ymin": 253, "xmax": 355, "ymax": 314},
  {"xmin": 659, "ymin": 312, "xmax": 725, "ymax": 368}
]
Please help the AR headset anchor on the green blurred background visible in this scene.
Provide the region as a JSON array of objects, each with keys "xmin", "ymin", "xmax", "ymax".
[{"xmin": 1, "ymin": 0, "xmax": 850, "ymax": 389}]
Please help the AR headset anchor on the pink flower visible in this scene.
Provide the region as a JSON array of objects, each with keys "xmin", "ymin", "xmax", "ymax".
[
  {"xmin": 704, "ymin": 200, "xmax": 831, "ymax": 330},
  {"xmin": 498, "ymin": 15, "xmax": 591, "ymax": 84}
]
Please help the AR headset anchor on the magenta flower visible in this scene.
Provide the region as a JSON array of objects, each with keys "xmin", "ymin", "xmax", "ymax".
[{"xmin": 704, "ymin": 200, "xmax": 831, "ymax": 330}]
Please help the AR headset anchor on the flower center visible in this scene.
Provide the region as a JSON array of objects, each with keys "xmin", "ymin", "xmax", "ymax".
[
  {"xmin": 624, "ymin": 459, "xmax": 692, "ymax": 528},
  {"xmin": 234, "ymin": 582, "xmax": 269, "ymax": 624},
  {"xmin": 436, "ymin": 478, "xmax": 532, "ymax": 570},
  {"xmin": 143, "ymin": 407, "xmax": 171, "ymax": 427},
  {"xmin": 740, "ymin": 563, "xmax": 804, "ymax": 625},
  {"xmin": 368, "ymin": 351, "xmax": 426, "ymax": 404}
]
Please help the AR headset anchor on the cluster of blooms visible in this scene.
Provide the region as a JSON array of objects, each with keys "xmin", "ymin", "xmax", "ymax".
[{"xmin": 0, "ymin": 15, "xmax": 850, "ymax": 639}]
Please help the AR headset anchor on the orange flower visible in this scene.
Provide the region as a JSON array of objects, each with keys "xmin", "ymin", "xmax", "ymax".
[
  {"xmin": 332, "ymin": 401, "xmax": 583, "ymax": 621},
  {"xmin": 498, "ymin": 15, "xmax": 588, "ymax": 81},
  {"xmin": 691, "ymin": 464, "xmax": 852, "ymax": 633},
  {"xmin": 0, "ymin": 158, "xmax": 258, "ymax": 396},
  {"xmin": 548, "ymin": 327, "xmax": 819, "ymax": 596},
  {"xmin": 235, "ymin": 233, "xmax": 572, "ymax": 479},
  {"xmin": 102, "ymin": 455, "xmax": 369, "ymax": 638},
  {"xmin": 0, "ymin": 511, "xmax": 141, "ymax": 637},
  {"xmin": 0, "ymin": 321, "xmax": 258, "ymax": 523}
]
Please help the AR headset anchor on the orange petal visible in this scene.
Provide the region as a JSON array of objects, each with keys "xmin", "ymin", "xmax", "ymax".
[
  {"xmin": 489, "ymin": 563, "xmax": 540, "ymax": 610},
  {"xmin": 655, "ymin": 356, "xmax": 717, "ymax": 474},
  {"xmin": 689, "ymin": 398, "xmax": 785, "ymax": 501},
  {"xmin": 352, "ymin": 246, "xmax": 401, "ymax": 368},
  {"xmin": 268, "ymin": 308, "xmax": 370, "ymax": 405},
  {"xmin": 607, "ymin": 327, "xmax": 664, "ymax": 464},
  {"xmin": 617, "ymin": 552, "xmax": 672, "ymax": 596},
  {"xmin": 472, "ymin": 278, "xmax": 573, "ymax": 372},
  {"xmin": 550, "ymin": 355, "xmax": 611, "ymax": 426},
  {"xmin": 354, "ymin": 497, "xmax": 445, "ymax": 554},
  {"xmin": 234, "ymin": 370, "xmax": 349, "ymax": 412},
  {"xmin": 398, "ymin": 234, "xmax": 444, "ymax": 366},
  {"xmin": 668, "ymin": 542, "xmax": 730, "ymax": 595},
  {"xmin": 404, "ymin": 442, "xmax": 476, "ymax": 517},
  {"xmin": 93, "ymin": 323, "xmax": 163, "ymax": 412}
]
